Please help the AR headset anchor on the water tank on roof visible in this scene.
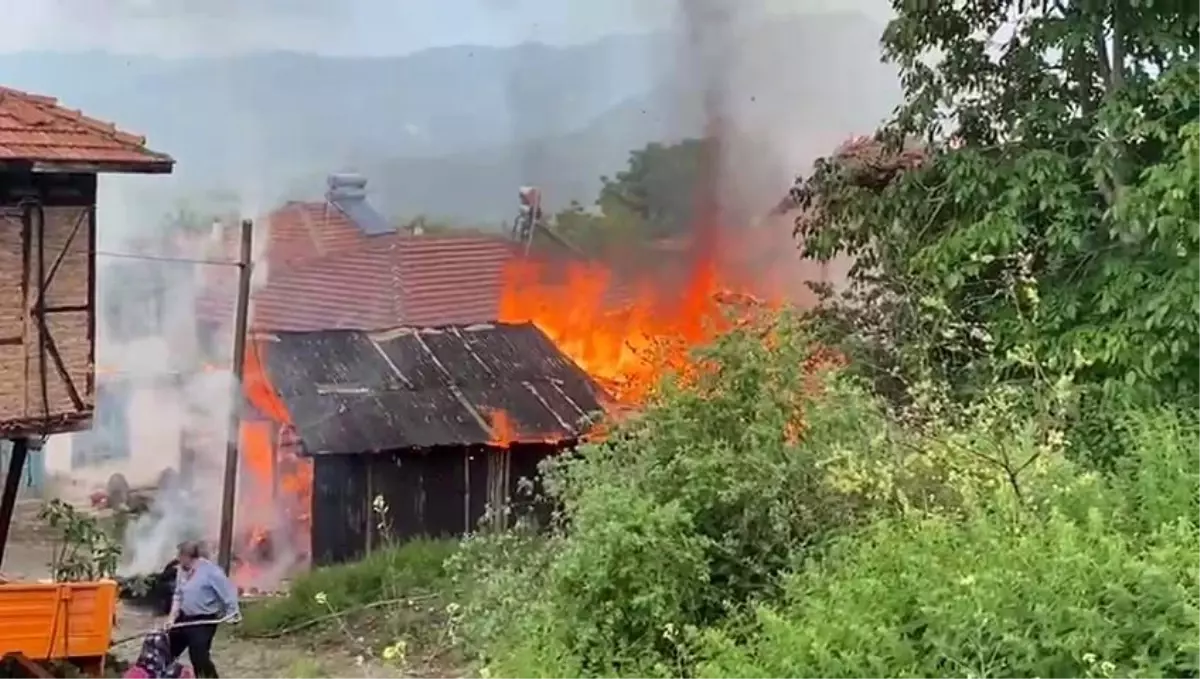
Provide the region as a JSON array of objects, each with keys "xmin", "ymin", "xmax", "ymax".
[
  {"xmin": 324, "ymin": 172, "xmax": 391, "ymax": 236},
  {"xmin": 328, "ymin": 173, "xmax": 367, "ymax": 190},
  {"xmin": 327, "ymin": 173, "xmax": 368, "ymax": 202}
]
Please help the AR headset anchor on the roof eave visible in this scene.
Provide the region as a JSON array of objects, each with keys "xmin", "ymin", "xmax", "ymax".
[
  {"xmin": 29, "ymin": 158, "xmax": 176, "ymax": 175},
  {"xmin": 299, "ymin": 434, "xmax": 584, "ymax": 457}
]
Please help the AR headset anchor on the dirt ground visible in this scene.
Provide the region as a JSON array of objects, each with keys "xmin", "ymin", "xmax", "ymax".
[{"xmin": 2, "ymin": 500, "xmax": 415, "ymax": 678}]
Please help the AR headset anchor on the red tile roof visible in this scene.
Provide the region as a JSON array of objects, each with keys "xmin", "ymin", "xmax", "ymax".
[
  {"xmin": 396, "ymin": 236, "xmax": 515, "ymax": 326},
  {"xmin": 0, "ymin": 86, "xmax": 173, "ymax": 171},
  {"xmin": 203, "ymin": 201, "xmax": 368, "ymax": 268},
  {"xmin": 260, "ymin": 201, "xmax": 367, "ymax": 267},
  {"xmin": 197, "ymin": 227, "xmax": 516, "ymax": 332}
]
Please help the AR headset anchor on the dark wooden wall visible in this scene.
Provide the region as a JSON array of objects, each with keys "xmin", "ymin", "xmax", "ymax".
[
  {"xmin": 309, "ymin": 443, "xmax": 560, "ymax": 566},
  {"xmin": 371, "ymin": 448, "xmax": 466, "ymax": 544},
  {"xmin": 0, "ymin": 172, "xmax": 96, "ymax": 208},
  {"xmin": 311, "ymin": 454, "xmax": 369, "ymax": 566}
]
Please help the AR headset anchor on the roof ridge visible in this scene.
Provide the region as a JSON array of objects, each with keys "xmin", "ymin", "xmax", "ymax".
[{"xmin": 0, "ymin": 86, "xmax": 57, "ymax": 106}]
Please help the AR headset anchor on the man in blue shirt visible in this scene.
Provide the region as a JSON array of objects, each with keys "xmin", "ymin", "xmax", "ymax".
[{"xmin": 166, "ymin": 541, "xmax": 240, "ymax": 678}]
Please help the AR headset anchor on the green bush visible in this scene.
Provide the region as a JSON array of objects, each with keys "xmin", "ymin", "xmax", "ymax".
[
  {"xmin": 239, "ymin": 538, "xmax": 456, "ymax": 636},
  {"xmin": 456, "ymin": 314, "xmax": 1074, "ymax": 676},
  {"xmin": 450, "ymin": 309, "xmax": 1198, "ymax": 678},
  {"xmin": 698, "ymin": 512, "xmax": 1198, "ymax": 678},
  {"xmin": 1109, "ymin": 406, "xmax": 1200, "ymax": 534},
  {"xmin": 455, "ymin": 314, "xmax": 876, "ymax": 676},
  {"xmin": 697, "ymin": 407, "xmax": 1200, "ymax": 679}
]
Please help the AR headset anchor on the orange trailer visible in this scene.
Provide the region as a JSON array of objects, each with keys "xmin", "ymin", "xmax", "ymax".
[{"xmin": 0, "ymin": 580, "xmax": 117, "ymax": 676}]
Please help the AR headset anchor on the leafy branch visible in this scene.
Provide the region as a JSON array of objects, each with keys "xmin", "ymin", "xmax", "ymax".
[{"xmin": 38, "ymin": 499, "xmax": 122, "ymax": 582}]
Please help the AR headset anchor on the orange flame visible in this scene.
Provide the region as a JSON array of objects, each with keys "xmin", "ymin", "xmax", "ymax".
[
  {"xmin": 485, "ymin": 407, "xmax": 518, "ymax": 447},
  {"xmin": 231, "ymin": 341, "xmax": 313, "ymax": 588},
  {"xmin": 498, "ymin": 248, "xmax": 734, "ymax": 403}
]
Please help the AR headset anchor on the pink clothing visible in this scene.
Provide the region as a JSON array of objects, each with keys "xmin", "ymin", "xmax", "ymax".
[{"xmin": 123, "ymin": 665, "xmax": 194, "ymax": 678}]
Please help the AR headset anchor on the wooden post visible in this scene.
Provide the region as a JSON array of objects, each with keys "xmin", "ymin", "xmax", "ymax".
[
  {"xmin": 217, "ymin": 219, "xmax": 254, "ymax": 573},
  {"xmin": 364, "ymin": 460, "xmax": 373, "ymax": 556},
  {"xmin": 463, "ymin": 448, "xmax": 471, "ymax": 534},
  {"xmin": 0, "ymin": 437, "xmax": 29, "ymax": 570}
]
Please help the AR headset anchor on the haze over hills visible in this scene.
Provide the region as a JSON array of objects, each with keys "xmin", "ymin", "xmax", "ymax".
[{"xmin": 0, "ymin": 11, "xmax": 900, "ymax": 228}]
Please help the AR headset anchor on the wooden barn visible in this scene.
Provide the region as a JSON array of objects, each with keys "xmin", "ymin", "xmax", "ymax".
[
  {"xmin": 251, "ymin": 321, "xmax": 609, "ymax": 566},
  {"xmin": 0, "ymin": 86, "xmax": 172, "ymax": 566}
]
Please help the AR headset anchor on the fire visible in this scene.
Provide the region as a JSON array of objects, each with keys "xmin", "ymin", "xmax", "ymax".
[
  {"xmin": 497, "ymin": 223, "xmax": 785, "ymax": 403},
  {"xmin": 498, "ymin": 247, "xmax": 738, "ymax": 403},
  {"xmin": 486, "ymin": 408, "xmax": 518, "ymax": 447},
  {"xmin": 229, "ymin": 343, "xmax": 313, "ymax": 588}
]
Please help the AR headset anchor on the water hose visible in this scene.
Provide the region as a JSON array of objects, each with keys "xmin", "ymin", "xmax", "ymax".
[{"xmin": 110, "ymin": 613, "xmax": 242, "ymax": 648}]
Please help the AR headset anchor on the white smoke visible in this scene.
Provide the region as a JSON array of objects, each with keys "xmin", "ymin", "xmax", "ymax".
[
  {"xmin": 669, "ymin": 0, "xmax": 898, "ymax": 302},
  {"xmin": 19, "ymin": 146, "xmax": 278, "ymax": 580},
  {"xmin": 81, "ymin": 184, "xmax": 233, "ymax": 575}
]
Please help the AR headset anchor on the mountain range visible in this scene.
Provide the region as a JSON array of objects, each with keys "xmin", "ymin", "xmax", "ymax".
[{"xmin": 0, "ymin": 12, "xmax": 901, "ymax": 230}]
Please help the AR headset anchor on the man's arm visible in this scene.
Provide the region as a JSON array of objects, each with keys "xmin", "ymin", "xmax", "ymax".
[
  {"xmin": 214, "ymin": 567, "xmax": 241, "ymax": 619},
  {"xmin": 167, "ymin": 569, "xmax": 183, "ymax": 625}
]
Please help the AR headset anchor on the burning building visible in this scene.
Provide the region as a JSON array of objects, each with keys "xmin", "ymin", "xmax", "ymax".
[{"xmin": 244, "ymin": 321, "xmax": 607, "ymax": 566}]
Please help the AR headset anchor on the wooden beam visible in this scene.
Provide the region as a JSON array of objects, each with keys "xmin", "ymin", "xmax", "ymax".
[
  {"xmin": 39, "ymin": 324, "xmax": 85, "ymax": 412},
  {"xmin": 28, "ymin": 160, "xmax": 175, "ymax": 175},
  {"xmin": 35, "ymin": 208, "xmax": 85, "ymax": 300},
  {"xmin": 0, "ymin": 438, "xmax": 29, "ymax": 570},
  {"xmin": 2, "ymin": 651, "xmax": 55, "ymax": 678},
  {"xmin": 42, "ymin": 304, "xmax": 89, "ymax": 314}
]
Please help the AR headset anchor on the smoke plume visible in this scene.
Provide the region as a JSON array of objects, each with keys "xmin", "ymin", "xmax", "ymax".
[{"xmin": 669, "ymin": 0, "xmax": 898, "ymax": 301}]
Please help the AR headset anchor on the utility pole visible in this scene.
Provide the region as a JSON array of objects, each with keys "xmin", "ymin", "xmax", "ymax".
[{"xmin": 217, "ymin": 219, "xmax": 254, "ymax": 573}]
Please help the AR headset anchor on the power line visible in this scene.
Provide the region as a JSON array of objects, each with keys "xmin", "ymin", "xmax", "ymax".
[{"xmin": 94, "ymin": 250, "xmax": 241, "ymax": 268}]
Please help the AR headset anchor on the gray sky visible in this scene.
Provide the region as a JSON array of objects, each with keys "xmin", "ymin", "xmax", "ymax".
[{"xmin": 0, "ymin": 0, "xmax": 890, "ymax": 56}]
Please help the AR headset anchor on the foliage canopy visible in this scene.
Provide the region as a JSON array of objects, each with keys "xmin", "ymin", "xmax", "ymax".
[{"xmin": 792, "ymin": 0, "xmax": 1199, "ymax": 406}]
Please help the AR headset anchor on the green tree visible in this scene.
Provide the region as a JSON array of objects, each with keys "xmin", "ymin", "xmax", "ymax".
[
  {"xmin": 598, "ymin": 138, "xmax": 710, "ymax": 240},
  {"xmin": 793, "ymin": 0, "xmax": 1199, "ymax": 406},
  {"xmin": 548, "ymin": 200, "xmax": 644, "ymax": 255},
  {"xmin": 539, "ymin": 139, "xmax": 710, "ymax": 256}
]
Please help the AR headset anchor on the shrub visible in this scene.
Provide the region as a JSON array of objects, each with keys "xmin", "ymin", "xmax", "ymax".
[
  {"xmin": 699, "ymin": 513, "xmax": 1198, "ymax": 678},
  {"xmin": 696, "ymin": 407, "xmax": 1200, "ymax": 679},
  {"xmin": 1109, "ymin": 406, "xmax": 1200, "ymax": 534},
  {"xmin": 455, "ymin": 313, "xmax": 1028, "ymax": 676},
  {"xmin": 452, "ymin": 306, "xmax": 1197, "ymax": 678},
  {"xmin": 454, "ymin": 314, "xmax": 871, "ymax": 675},
  {"xmin": 239, "ymin": 538, "xmax": 455, "ymax": 636}
]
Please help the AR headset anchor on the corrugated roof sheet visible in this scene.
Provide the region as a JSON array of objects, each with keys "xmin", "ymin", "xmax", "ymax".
[
  {"xmin": 0, "ymin": 86, "xmax": 173, "ymax": 171},
  {"xmin": 258, "ymin": 322, "xmax": 609, "ymax": 454}
]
